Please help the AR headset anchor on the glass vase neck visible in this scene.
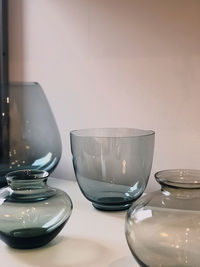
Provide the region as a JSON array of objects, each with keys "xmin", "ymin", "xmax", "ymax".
[
  {"xmin": 5, "ymin": 170, "xmax": 55, "ymax": 202},
  {"xmin": 6, "ymin": 170, "xmax": 48, "ymax": 190},
  {"xmin": 155, "ymin": 169, "xmax": 200, "ymax": 189}
]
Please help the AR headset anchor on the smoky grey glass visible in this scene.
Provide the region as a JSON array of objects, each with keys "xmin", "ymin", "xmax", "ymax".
[
  {"xmin": 125, "ymin": 169, "xmax": 200, "ymax": 267},
  {"xmin": 70, "ymin": 128, "xmax": 155, "ymax": 211},
  {"xmin": 0, "ymin": 82, "xmax": 62, "ymax": 187},
  {"xmin": 0, "ymin": 170, "xmax": 72, "ymax": 249}
]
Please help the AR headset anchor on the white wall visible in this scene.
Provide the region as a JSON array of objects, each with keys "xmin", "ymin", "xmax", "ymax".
[{"xmin": 8, "ymin": 0, "xmax": 200, "ymax": 191}]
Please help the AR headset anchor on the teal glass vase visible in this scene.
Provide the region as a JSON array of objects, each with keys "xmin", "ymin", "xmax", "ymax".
[
  {"xmin": 0, "ymin": 82, "xmax": 62, "ymax": 187},
  {"xmin": 0, "ymin": 170, "xmax": 72, "ymax": 249}
]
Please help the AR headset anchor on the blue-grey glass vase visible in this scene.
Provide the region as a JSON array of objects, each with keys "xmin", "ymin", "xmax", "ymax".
[
  {"xmin": 0, "ymin": 170, "xmax": 72, "ymax": 249},
  {"xmin": 125, "ymin": 169, "xmax": 200, "ymax": 266},
  {"xmin": 70, "ymin": 128, "xmax": 155, "ymax": 211},
  {"xmin": 0, "ymin": 82, "xmax": 62, "ymax": 187}
]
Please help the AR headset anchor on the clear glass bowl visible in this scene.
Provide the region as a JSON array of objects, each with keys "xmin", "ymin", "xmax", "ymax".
[
  {"xmin": 70, "ymin": 128, "xmax": 155, "ymax": 211},
  {"xmin": 0, "ymin": 170, "xmax": 72, "ymax": 249},
  {"xmin": 125, "ymin": 169, "xmax": 200, "ymax": 266},
  {"xmin": 0, "ymin": 82, "xmax": 62, "ymax": 187}
]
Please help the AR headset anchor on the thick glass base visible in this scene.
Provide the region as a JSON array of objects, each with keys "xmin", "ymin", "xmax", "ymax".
[
  {"xmin": 0, "ymin": 219, "xmax": 67, "ymax": 249},
  {"xmin": 92, "ymin": 202, "xmax": 131, "ymax": 211}
]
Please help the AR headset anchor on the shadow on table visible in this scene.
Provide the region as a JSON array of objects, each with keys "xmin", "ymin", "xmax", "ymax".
[
  {"xmin": 109, "ymin": 256, "xmax": 135, "ymax": 267},
  {"xmin": 95, "ymin": 209, "xmax": 127, "ymax": 220},
  {"xmin": 7, "ymin": 236, "xmax": 113, "ymax": 267}
]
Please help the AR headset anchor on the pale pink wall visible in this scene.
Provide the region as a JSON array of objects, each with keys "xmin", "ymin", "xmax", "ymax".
[{"xmin": 8, "ymin": 0, "xmax": 200, "ymax": 190}]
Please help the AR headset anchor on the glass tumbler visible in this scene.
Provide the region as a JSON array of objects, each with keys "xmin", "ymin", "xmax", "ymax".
[{"xmin": 70, "ymin": 128, "xmax": 155, "ymax": 211}]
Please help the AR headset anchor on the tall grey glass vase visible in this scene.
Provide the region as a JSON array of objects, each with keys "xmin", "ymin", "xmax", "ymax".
[{"xmin": 0, "ymin": 82, "xmax": 62, "ymax": 187}]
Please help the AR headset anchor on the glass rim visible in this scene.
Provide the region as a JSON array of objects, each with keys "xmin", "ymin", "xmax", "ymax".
[
  {"xmin": 6, "ymin": 169, "xmax": 49, "ymax": 181},
  {"xmin": 0, "ymin": 82, "xmax": 39, "ymax": 86},
  {"xmin": 155, "ymin": 169, "xmax": 200, "ymax": 188},
  {"xmin": 70, "ymin": 128, "xmax": 155, "ymax": 138}
]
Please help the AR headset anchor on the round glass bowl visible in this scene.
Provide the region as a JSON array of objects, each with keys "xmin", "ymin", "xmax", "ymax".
[
  {"xmin": 0, "ymin": 82, "xmax": 62, "ymax": 188},
  {"xmin": 125, "ymin": 169, "xmax": 200, "ymax": 266},
  {"xmin": 70, "ymin": 128, "xmax": 155, "ymax": 211},
  {"xmin": 0, "ymin": 170, "xmax": 72, "ymax": 249}
]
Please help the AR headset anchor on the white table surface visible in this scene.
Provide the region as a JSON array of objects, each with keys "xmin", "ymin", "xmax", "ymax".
[{"xmin": 0, "ymin": 178, "xmax": 138, "ymax": 267}]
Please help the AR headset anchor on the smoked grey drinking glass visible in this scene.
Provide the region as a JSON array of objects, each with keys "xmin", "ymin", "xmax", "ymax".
[{"xmin": 70, "ymin": 128, "xmax": 155, "ymax": 211}]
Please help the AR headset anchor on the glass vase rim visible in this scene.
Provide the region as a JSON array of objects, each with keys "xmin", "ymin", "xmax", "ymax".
[
  {"xmin": 6, "ymin": 169, "xmax": 49, "ymax": 182},
  {"xmin": 0, "ymin": 81, "xmax": 39, "ymax": 87},
  {"xmin": 70, "ymin": 128, "xmax": 155, "ymax": 138},
  {"xmin": 155, "ymin": 169, "xmax": 200, "ymax": 188}
]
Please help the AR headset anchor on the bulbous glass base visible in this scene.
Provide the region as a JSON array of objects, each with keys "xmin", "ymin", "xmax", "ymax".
[
  {"xmin": 0, "ymin": 219, "xmax": 68, "ymax": 249},
  {"xmin": 0, "ymin": 170, "xmax": 73, "ymax": 249},
  {"xmin": 125, "ymin": 169, "xmax": 200, "ymax": 267}
]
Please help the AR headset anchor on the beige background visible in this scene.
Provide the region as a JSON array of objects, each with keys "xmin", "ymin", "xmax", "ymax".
[{"xmin": 8, "ymin": 0, "xmax": 200, "ymax": 190}]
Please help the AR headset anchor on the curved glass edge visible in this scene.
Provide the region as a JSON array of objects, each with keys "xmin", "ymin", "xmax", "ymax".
[{"xmin": 70, "ymin": 128, "xmax": 155, "ymax": 138}]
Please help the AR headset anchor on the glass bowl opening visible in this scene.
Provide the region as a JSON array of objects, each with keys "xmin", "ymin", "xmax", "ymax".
[
  {"xmin": 155, "ymin": 169, "xmax": 200, "ymax": 188},
  {"xmin": 70, "ymin": 128, "xmax": 154, "ymax": 138}
]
